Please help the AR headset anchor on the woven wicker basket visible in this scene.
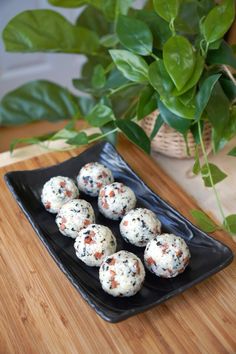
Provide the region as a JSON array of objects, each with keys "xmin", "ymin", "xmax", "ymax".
[{"xmin": 141, "ymin": 110, "xmax": 212, "ymax": 159}]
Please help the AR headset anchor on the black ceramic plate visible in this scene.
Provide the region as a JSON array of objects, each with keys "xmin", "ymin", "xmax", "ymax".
[{"xmin": 5, "ymin": 142, "xmax": 233, "ymax": 322}]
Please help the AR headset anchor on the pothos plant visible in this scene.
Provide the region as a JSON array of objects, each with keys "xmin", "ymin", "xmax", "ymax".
[{"xmin": 1, "ymin": 0, "xmax": 236, "ymax": 238}]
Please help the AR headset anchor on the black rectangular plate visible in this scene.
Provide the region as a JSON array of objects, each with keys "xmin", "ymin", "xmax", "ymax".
[{"xmin": 5, "ymin": 142, "xmax": 233, "ymax": 322}]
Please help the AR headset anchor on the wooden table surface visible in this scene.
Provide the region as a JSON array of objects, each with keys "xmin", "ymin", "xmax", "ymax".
[{"xmin": 0, "ymin": 139, "xmax": 236, "ymax": 354}]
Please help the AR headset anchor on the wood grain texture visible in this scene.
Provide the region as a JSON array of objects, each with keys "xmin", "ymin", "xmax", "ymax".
[{"xmin": 0, "ymin": 137, "xmax": 235, "ymax": 354}]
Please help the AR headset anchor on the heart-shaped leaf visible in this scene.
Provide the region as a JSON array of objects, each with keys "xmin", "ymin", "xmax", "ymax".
[
  {"xmin": 0, "ymin": 80, "xmax": 79, "ymax": 126},
  {"xmin": 116, "ymin": 15, "xmax": 153, "ymax": 55},
  {"xmin": 201, "ymin": 163, "xmax": 227, "ymax": 187},
  {"xmin": 153, "ymin": 0, "xmax": 179, "ymax": 22},
  {"xmin": 86, "ymin": 104, "xmax": 115, "ymax": 127},
  {"xmin": 195, "ymin": 74, "xmax": 221, "ymax": 121},
  {"xmin": 163, "ymin": 35, "xmax": 195, "ymax": 91},
  {"xmin": 224, "ymin": 214, "xmax": 236, "ymax": 233},
  {"xmin": 66, "ymin": 132, "xmax": 88, "ymax": 146},
  {"xmin": 148, "ymin": 60, "xmax": 174, "ymax": 98},
  {"xmin": 109, "ymin": 50, "xmax": 149, "ymax": 83},
  {"xmin": 3, "ymin": 9, "xmax": 99, "ymax": 54},
  {"xmin": 91, "ymin": 65, "xmax": 106, "ymax": 89},
  {"xmin": 174, "ymin": 53, "xmax": 204, "ymax": 96},
  {"xmin": 158, "ymin": 100, "xmax": 192, "ymax": 133},
  {"xmin": 202, "ymin": 0, "xmax": 235, "ymax": 43},
  {"xmin": 116, "ymin": 120, "xmax": 150, "ymax": 154},
  {"xmin": 206, "ymin": 82, "xmax": 229, "ymax": 135},
  {"xmin": 137, "ymin": 86, "xmax": 157, "ymax": 120}
]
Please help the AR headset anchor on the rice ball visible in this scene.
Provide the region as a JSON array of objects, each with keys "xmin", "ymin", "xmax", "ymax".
[
  {"xmin": 144, "ymin": 234, "xmax": 191, "ymax": 278},
  {"xmin": 98, "ymin": 182, "xmax": 136, "ymax": 220},
  {"xmin": 41, "ymin": 176, "xmax": 79, "ymax": 213},
  {"xmin": 74, "ymin": 224, "xmax": 117, "ymax": 266},
  {"xmin": 77, "ymin": 162, "xmax": 114, "ymax": 197},
  {"xmin": 99, "ymin": 250, "xmax": 145, "ymax": 297},
  {"xmin": 120, "ymin": 208, "xmax": 161, "ymax": 247},
  {"xmin": 56, "ymin": 199, "xmax": 95, "ymax": 238}
]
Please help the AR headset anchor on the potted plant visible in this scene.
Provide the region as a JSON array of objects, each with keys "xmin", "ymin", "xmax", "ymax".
[{"xmin": 1, "ymin": 0, "xmax": 236, "ymax": 237}]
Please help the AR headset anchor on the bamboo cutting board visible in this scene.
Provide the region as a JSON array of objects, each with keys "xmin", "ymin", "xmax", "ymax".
[{"xmin": 0, "ymin": 138, "xmax": 236, "ymax": 354}]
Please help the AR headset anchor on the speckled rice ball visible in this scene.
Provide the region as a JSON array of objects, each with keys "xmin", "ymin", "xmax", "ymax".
[
  {"xmin": 74, "ymin": 224, "xmax": 117, "ymax": 266},
  {"xmin": 144, "ymin": 234, "xmax": 191, "ymax": 278},
  {"xmin": 55, "ymin": 199, "xmax": 95, "ymax": 238},
  {"xmin": 77, "ymin": 162, "xmax": 114, "ymax": 197},
  {"xmin": 98, "ymin": 182, "xmax": 136, "ymax": 220},
  {"xmin": 41, "ymin": 176, "xmax": 79, "ymax": 214},
  {"xmin": 99, "ymin": 250, "xmax": 145, "ymax": 297},
  {"xmin": 120, "ymin": 208, "xmax": 161, "ymax": 247}
]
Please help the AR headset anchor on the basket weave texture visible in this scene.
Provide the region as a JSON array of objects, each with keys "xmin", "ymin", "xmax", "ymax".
[{"xmin": 141, "ymin": 110, "xmax": 212, "ymax": 159}]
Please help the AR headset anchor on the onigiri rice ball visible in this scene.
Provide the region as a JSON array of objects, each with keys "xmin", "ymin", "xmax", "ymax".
[
  {"xmin": 41, "ymin": 176, "xmax": 79, "ymax": 214},
  {"xmin": 99, "ymin": 250, "xmax": 145, "ymax": 297},
  {"xmin": 56, "ymin": 199, "xmax": 95, "ymax": 238},
  {"xmin": 98, "ymin": 182, "xmax": 136, "ymax": 220},
  {"xmin": 77, "ymin": 162, "xmax": 114, "ymax": 197},
  {"xmin": 120, "ymin": 208, "xmax": 161, "ymax": 247},
  {"xmin": 74, "ymin": 224, "xmax": 117, "ymax": 266},
  {"xmin": 144, "ymin": 234, "xmax": 191, "ymax": 278}
]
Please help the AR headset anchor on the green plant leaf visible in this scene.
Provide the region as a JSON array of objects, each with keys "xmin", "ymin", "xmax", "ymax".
[
  {"xmin": 158, "ymin": 99, "xmax": 192, "ymax": 133},
  {"xmin": 86, "ymin": 104, "xmax": 114, "ymax": 127},
  {"xmin": 208, "ymin": 39, "xmax": 222, "ymax": 50},
  {"xmin": 0, "ymin": 80, "xmax": 79, "ymax": 126},
  {"xmin": 51, "ymin": 129, "xmax": 78, "ymax": 141},
  {"xmin": 227, "ymin": 147, "xmax": 236, "ymax": 157},
  {"xmin": 190, "ymin": 209, "xmax": 218, "ymax": 232},
  {"xmin": 148, "ymin": 60, "xmax": 174, "ymax": 98},
  {"xmin": 91, "ymin": 65, "xmax": 106, "ymax": 89},
  {"xmin": 197, "ymin": 0, "xmax": 215, "ymax": 17},
  {"xmin": 178, "ymin": 87, "xmax": 196, "ymax": 106},
  {"xmin": 195, "ymin": 74, "xmax": 221, "ymax": 121},
  {"xmin": 224, "ymin": 214, "xmax": 236, "ymax": 233},
  {"xmin": 100, "ymin": 121, "xmax": 118, "ymax": 145},
  {"xmin": 153, "ymin": 0, "xmax": 179, "ymax": 22},
  {"xmin": 116, "ymin": 15, "xmax": 153, "ymax": 56},
  {"xmin": 116, "ymin": 120, "xmax": 150, "ymax": 154},
  {"xmin": 220, "ymin": 78, "xmax": 236, "ymax": 102},
  {"xmin": 100, "ymin": 34, "xmax": 119, "ymax": 48},
  {"xmin": 174, "ymin": 53, "xmax": 204, "ymax": 96},
  {"xmin": 48, "ymin": 0, "xmax": 86, "ymax": 7},
  {"xmin": 206, "ymin": 82, "xmax": 230, "ymax": 136},
  {"xmin": 66, "ymin": 132, "xmax": 88, "ymax": 146},
  {"xmin": 109, "ymin": 49, "xmax": 149, "ymax": 83},
  {"xmin": 137, "ymin": 86, "xmax": 157, "ymax": 120},
  {"xmin": 10, "ymin": 138, "xmax": 42, "ymax": 154},
  {"xmin": 202, "ymin": 0, "xmax": 235, "ymax": 44},
  {"xmin": 3, "ymin": 9, "xmax": 99, "ymax": 54},
  {"xmin": 174, "ymin": 0, "xmax": 199, "ymax": 35},
  {"xmin": 192, "ymin": 148, "xmax": 201, "ymax": 175},
  {"xmin": 201, "ymin": 163, "xmax": 227, "ymax": 187},
  {"xmin": 150, "ymin": 114, "xmax": 164, "ymax": 140},
  {"xmin": 77, "ymin": 97, "xmax": 95, "ymax": 116},
  {"xmin": 161, "ymin": 95, "xmax": 195, "ymax": 119},
  {"xmin": 163, "ymin": 35, "xmax": 195, "ymax": 91},
  {"xmin": 207, "ymin": 41, "xmax": 236, "ymax": 69},
  {"xmin": 133, "ymin": 9, "xmax": 171, "ymax": 49},
  {"xmin": 76, "ymin": 5, "xmax": 110, "ymax": 37}
]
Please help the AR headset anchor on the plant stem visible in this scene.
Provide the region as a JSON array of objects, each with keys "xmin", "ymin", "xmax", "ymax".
[
  {"xmin": 197, "ymin": 121, "xmax": 229, "ymax": 230},
  {"xmin": 150, "ymin": 53, "xmax": 159, "ymax": 61},
  {"xmin": 89, "ymin": 128, "xmax": 118, "ymax": 143},
  {"xmin": 107, "ymin": 83, "xmax": 137, "ymax": 97}
]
